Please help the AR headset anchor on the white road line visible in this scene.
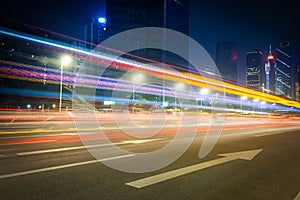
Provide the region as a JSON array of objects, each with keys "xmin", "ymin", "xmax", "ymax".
[
  {"xmin": 0, "ymin": 154, "xmax": 134, "ymax": 179},
  {"xmin": 17, "ymin": 143, "xmax": 116, "ymax": 156},
  {"xmin": 254, "ymin": 132, "xmax": 283, "ymax": 137},
  {"xmin": 4, "ymin": 118, "xmax": 16, "ymax": 127},
  {"xmin": 41, "ymin": 116, "xmax": 54, "ymax": 122},
  {"xmin": 67, "ymin": 112, "xmax": 74, "ymax": 117},
  {"xmin": 294, "ymin": 192, "xmax": 300, "ymax": 200},
  {"xmin": 16, "ymin": 138, "xmax": 165, "ymax": 156},
  {"xmin": 253, "ymin": 126, "xmax": 300, "ymax": 137}
]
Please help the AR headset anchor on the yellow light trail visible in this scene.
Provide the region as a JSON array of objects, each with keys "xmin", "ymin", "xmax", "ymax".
[{"xmin": 1, "ymin": 28, "xmax": 299, "ymax": 110}]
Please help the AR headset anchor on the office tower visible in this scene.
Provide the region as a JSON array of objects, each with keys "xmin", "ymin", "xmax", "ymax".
[
  {"xmin": 216, "ymin": 41, "xmax": 237, "ymax": 83},
  {"xmin": 84, "ymin": 17, "xmax": 107, "ymax": 49},
  {"xmin": 275, "ymin": 41, "xmax": 298, "ymax": 99},
  {"xmin": 84, "ymin": 0, "xmax": 189, "ymax": 67},
  {"xmin": 246, "ymin": 50, "xmax": 262, "ymax": 90},
  {"xmin": 264, "ymin": 44, "xmax": 276, "ymax": 94}
]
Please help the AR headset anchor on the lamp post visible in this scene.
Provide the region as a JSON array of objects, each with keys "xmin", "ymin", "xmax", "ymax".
[
  {"xmin": 252, "ymin": 98, "xmax": 259, "ymax": 115},
  {"xmin": 200, "ymin": 88, "xmax": 209, "ymax": 112},
  {"xmin": 174, "ymin": 82, "xmax": 185, "ymax": 111},
  {"xmin": 132, "ymin": 73, "xmax": 144, "ymax": 102},
  {"xmin": 240, "ymin": 96, "xmax": 248, "ymax": 115},
  {"xmin": 59, "ymin": 55, "xmax": 71, "ymax": 112},
  {"xmin": 260, "ymin": 101, "xmax": 266, "ymax": 117}
]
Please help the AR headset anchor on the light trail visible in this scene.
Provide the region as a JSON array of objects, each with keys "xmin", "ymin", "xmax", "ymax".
[
  {"xmin": 1, "ymin": 27, "xmax": 300, "ymax": 111},
  {"xmin": 1, "ymin": 61, "xmax": 298, "ymax": 114}
]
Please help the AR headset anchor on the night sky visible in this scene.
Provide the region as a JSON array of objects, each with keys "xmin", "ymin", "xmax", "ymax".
[{"xmin": 1, "ymin": 0, "xmax": 300, "ymax": 83}]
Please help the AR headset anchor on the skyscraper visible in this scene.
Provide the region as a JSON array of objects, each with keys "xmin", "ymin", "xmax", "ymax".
[
  {"xmin": 246, "ymin": 50, "xmax": 262, "ymax": 90},
  {"xmin": 84, "ymin": 17, "xmax": 107, "ymax": 49},
  {"xmin": 275, "ymin": 41, "xmax": 298, "ymax": 99},
  {"xmin": 216, "ymin": 41, "xmax": 237, "ymax": 83},
  {"xmin": 84, "ymin": 0, "xmax": 189, "ymax": 66},
  {"xmin": 263, "ymin": 44, "xmax": 276, "ymax": 94}
]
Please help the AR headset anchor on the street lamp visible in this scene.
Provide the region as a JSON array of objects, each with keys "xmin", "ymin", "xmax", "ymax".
[
  {"xmin": 240, "ymin": 96, "xmax": 248, "ymax": 115},
  {"xmin": 200, "ymin": 88, "xmax": 209, "ymax": 112},
  {"xmin": 59, "ymin": 55, "xmax": 72, "ymax": 112},
  {"xmin": 260, "ymin": 101, "xmax": 266, "ymax": 117},
  {"xmin": 252, "ymin": 98, "xmax": 260, "ymax": 114},
  {"xmin": 132, "ymin": 73, "xmax": 144, "ymax": 102},
  {"xmin": 174, "ymin": 82, "xmax": 185, "ymax": 111}
]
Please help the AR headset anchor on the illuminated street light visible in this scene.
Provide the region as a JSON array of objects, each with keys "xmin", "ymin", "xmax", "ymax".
[
  {"xmin": 240, "ymin": 96, "xmax": 248, "ymax": 115},
  {"xmin": 260, "ymin": 101, "xmax": 266, "ymax": 116},
  {"xmin": 252, "ymin": 98, "xmax": 260, "ymax": 114},
  {"xmin": 132, "ymin": 73, "xmax": 144, "ymax": 101},
  {"xmin": 174, "ymin": 82, "xmax": 185, "ymax": 111},
  {"xmin": 199, "ymin": 88, "xmax": 209, "ymax": 112},
  {"xmin": 200, "ymin": 88, "xmax": 209, "ymax": 95},
  {"xmin": 59, "ymin": 55, "xmax": 72, "ymax": 112},
  {"xmin": 253, "ymin": 98, "xmax": 260, "ymax": 103}
]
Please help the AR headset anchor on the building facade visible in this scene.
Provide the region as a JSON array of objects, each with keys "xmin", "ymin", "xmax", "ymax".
[
  {"xmin": 84, "ymin": 0, "xmax": 190, "ymax": 67},
  {"xmin": 263, "ymin": 44, "xmax": 276, "ymax": 94},
  {"xmin": 216, "ymin": 41, "xmax": 237, "ymax": 83},
  {"xmin": 246, "ymin": 50, "xmax": 262, "ymax": 90},
  {"xmin": 275, "ymin": 41, "xmax": 298, "ymax": 99}
]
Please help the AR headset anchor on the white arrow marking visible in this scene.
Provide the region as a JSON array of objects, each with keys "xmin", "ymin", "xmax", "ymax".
[
  {"xmin": 294, "ymin": 192, "xmax": 300, "ymax": 200},
  {"xmin": 41, "ymin": 116, "xmax": 54, "ymax": 122},
  {"xmin": 5, "ymin": 117, "xmax": 16, "ymax": 127},
  {"xmin": 126, "ymin": 149, "xmax": 263, "ymax": 188}
]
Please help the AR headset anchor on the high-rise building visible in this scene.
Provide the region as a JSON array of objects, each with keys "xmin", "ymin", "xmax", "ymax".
[
  {"xmin": 84, "ymin": 0, "xmax": 189, "ymax": 67},
  {"xmin": 84, "ymin": 17, "xmax": 107, "ymax": 49},
  {"xmin": 263, "ymin": 44, "xmax": 276, "ymax": 94},
  {"xmin": 246, "ymin": 50, "xmax": 262, "ymax": 90},
  {"xmin": 215, "ymin": 41, "xmax": 237, "ymax": 83},
  {"xmin": 275, "ymin": 41, "xmax": 298, "ymax": 99}
]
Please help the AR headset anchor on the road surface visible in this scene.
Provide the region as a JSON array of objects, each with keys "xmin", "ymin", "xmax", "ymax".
[{"xmin": 0, "ymin": 112, "xmax": 299, "ymax": 200}]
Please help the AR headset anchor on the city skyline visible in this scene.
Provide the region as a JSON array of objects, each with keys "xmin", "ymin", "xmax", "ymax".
[{"xmin": 1, "ymin": 0, "xmax": 300, "ymax": 85}]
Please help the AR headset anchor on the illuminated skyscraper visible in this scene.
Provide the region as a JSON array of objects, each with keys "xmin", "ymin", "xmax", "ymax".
[
  {"xmin": 246, "ymin": 50, "xmax": 262, "ymax": 90},
  {"xmin": 84, "ymin": 17, "xmax": 107, "ymax": 49},
  {"xmin": 274, "ymin": 41, "xmax": 297, "ymax": 99},
  {"xmin": 264, "ymin": 44, "xmax": 276, "ymax": 94}
]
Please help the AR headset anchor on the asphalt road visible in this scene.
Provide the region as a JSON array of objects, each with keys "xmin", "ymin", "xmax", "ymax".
[{"xmin": 0, "ymin": 113, "xmax": 300, "ymax": 200}]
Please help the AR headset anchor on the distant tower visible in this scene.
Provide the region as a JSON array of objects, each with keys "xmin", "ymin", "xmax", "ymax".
[
  {"xmin": 104, "ymin": 0, "xmax": 190, "ymax": 67},
  {"xmin": 216, "ymin": 41, "xmax": 237, "ymax": 83},
  {"xmin": 246, "ymin": 50, "xmax": 263, "ymax": 90},
  {"xmin": 275, "ymin": 41, "xmax": 296, "ymax": 99},
  {"xmin": 264, "ymin": 44, "xmax": 276, "ymax": 94}
]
